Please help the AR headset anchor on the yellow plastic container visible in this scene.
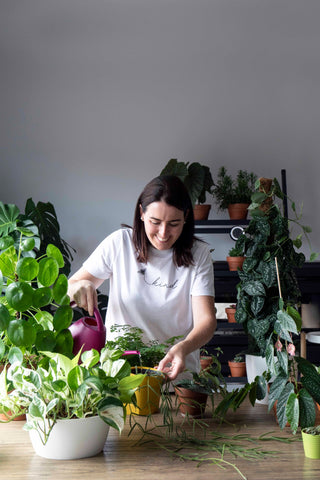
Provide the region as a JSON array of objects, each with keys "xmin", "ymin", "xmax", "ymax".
[{"xmin": 126, "ymin": 367, "xmax": 164, "ymax": 416}]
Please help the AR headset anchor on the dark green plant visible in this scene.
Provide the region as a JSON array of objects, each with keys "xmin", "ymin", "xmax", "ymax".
[
  {"xmin": 213, "ymin": 167, "xmax": 257, "ymax": 211},
  {"xmin": 232, "ymin": 177, "xmax": 320, "ymax": 434},
  {"xmin": 107, "ymin": 324, "xmax": 182, "ymax": 368},
  {"xmin": 228, "ymin": 243, "xmax": 245, "ymax": 257},
  {"xmin": 232, "ymin": 354, "xmax": 245, "ymax": 363},
  {"xmin": 160, "ymin": 158, "xmax": 214, "ymax": 205},
  {"xmin": 22, "ymin": 199, "xmax": 75, "ymax": 276}
]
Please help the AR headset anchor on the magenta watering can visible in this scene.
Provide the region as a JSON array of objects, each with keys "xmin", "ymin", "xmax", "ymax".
[{"xmin": 69, "ymin": 307, "xmax": 106, "ymax": 355}]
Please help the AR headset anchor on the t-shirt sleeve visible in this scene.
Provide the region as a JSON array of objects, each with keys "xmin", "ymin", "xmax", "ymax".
[
  {"xmin": 83, "ymin": 230, "xmax": 122, "ymax": 280},
  {"xmin": 190, "ymin": 243, "xmax": 215, "ymax": 297}
]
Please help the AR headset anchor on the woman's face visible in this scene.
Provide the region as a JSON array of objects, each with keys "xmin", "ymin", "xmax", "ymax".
[{"xmin": 140, "ymin": 201, "xmax": 185, "ymax": 250}]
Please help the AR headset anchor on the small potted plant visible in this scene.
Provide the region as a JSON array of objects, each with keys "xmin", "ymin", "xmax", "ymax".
[
  {"xmin": 174, "ymin": 348, "xmax": 226, "ymax": 418},
  {"xmin": 199, "ymin": 348, "xmax": 213, "ymax": 371},
  {"xmin": 302, "ymin": 425, "xmax": 320, "ymax": 459},
  {"xmin": 212, "ymin": 167, "xmax": 257, "ymax": 219},
  {"xmin": 228, "ymin": 354, "xmax": 246, "ymax": 377},
  {"xmin": 107, "ymin": 324, "xmax": 181, "ymax": 415},
  {"xmin": 0, "ymin": 347, "xmax": 145, "ymax": 459},
  {"xmin": 226, "ymin": 244, "xmax": 245, "ymax": 271},
  {"xmin": 160, "ymin": 158, "xmax": 214, "ymax": 219},
  {"xmin": 225, "ymin": 304, "xmax": 237, "ymax": 323}
]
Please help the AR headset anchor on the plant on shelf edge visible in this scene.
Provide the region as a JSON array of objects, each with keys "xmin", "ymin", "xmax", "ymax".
[
  {"xmin": 232, "ymin": 176, "xmax": 320, "ymax": 433},
  {"xmin": 212, "ymin": 167, "xmax": 257, "ymax": 211},
  {"xmin": 160, "ymin": 158, "xmax": 214, "ymax": 206},
  {"xmin": 0, "ymin": 347, "xmax": 145, "ymax": 444}
]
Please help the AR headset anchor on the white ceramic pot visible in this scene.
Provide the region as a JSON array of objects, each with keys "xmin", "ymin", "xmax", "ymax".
[{"xmin": 28, "ymin": 415, "xmax": 110, "ymax": 460}]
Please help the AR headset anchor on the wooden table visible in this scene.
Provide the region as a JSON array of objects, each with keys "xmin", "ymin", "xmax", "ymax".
[{"xmin": 1, "ymin": 397, "xmax": 320, "ymax": 480}]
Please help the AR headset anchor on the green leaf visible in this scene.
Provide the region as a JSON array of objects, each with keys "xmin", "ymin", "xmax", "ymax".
[
  {"xmin": 260, "ymin": 261, "xmax": 277, "ymax": 288},
  {"xmin": 255, "ymin": 375, "xmax": 267, "ymax": 401},
  {"xmin": 33, "ymin": 287, "xmax": 53, "ymax": 308},
  {"xmin": 0, "ymin": 236, "xmax": 14, "ymax": 250},
  {"xmin": 38, "ymin": 257, "xmax": 59, "ymax": 287},
  {"xmin": 0, "ymin": 245, "xmax": 17, "ymax": 278},
  {"xmin": 16, "ymin": 257, "xmax": 39, "ymax": 281},
  {"xmin": 98, "ymin": 396, "xmax": 125, "ymax": 432},
  {"xmin": 29, "ymin": 396, "xmax": 46, "ymax": 419},
  {"xmin": 287, "ymin": 306, "xmax": 302, "ymax": 332},
  {"xmin": 299, "ymin": 388, "xmax": 316, "ymax": 429},
  {"xmin": 53, "ymin": 305, "xmax": 73, "ymax": 332},
  {"xmin": 276, "ymin": 310, "xmax": 298, "ymax": 334},
  {"xmin": 67, "ymin": 365, "xmax": 85, "ymax": 391},
  {"xmin": 251, "ymin": 296, "xmax": 265, "ymax": 315},
  {"xmin": 46, "ymin": 244, "xmax": 64, "ymax": 268},
  {"xmin": 7, "ymin": 319, "xmax": 36, "ymax": 347},
  {"xmin": 35, "ymin": 330, "xmax": 56, "ymax": 352},
  {"xmin": 243, "ymin": 280, "xmax": 265, "ymax": 296},
  {"xmin": 184, "ymin": 162, "xmax": 205, "ymax": 205},
  {"xmin": 0, "ymin": 304, "xmax": 11, "ymax": 330},
  {"xmin": 275, "ymin": 382, "xmax": 294, "ymax": 429},
  {"xmin": 8, "ymin": 346, "xmax": 24, "ymax": 365},
  {"xmin": 268, "ymin": 372, "xmax": 288, "ymax": 411},
  {"xmin": 53, "ymin": 274, "xmax": 68, "ymax": 304},
  {"xmin": 21, "ymin": 237, "xmax": 35, "ymax": 252},
  {"xmin": 276, "ymin": 350, "xmax": 288, "ymax": 376},
  {"xmin": 286, "ymin": 392, "xmax": 299, "ymax": 434},
  {"xmin": 54, "ymin": 329, "xmax": 74, "ymax": 355},
  {"xmin": 0, "ymin": 202, "xmax": 20, "ymax": 236},
  {"xmin": 5, "ymin": 281, "xmax": 34, "ymax": 311}
]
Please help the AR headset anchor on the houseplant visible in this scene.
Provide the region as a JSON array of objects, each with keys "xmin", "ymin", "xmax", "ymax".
[
  {"xmin": 233, "ymin": 177, "xmax": 320, "ymax": 430},
  {"xmin": 160, "ymin": 158, "xmax": 214, "ymax": 219},
  {"xmin": 0, "ymin": 200, "xmax": 77, "ymax": 370},
  {"xmin": 0, "ymin": 347, "xmax": 145, "ymax": 459},
  {"xmin": 212, "ymin": 167, "xmax": 257, "ymax": 219},
  {"xmin": 228, "ymin": 354, "xmax": 246, "ymax": 377}
]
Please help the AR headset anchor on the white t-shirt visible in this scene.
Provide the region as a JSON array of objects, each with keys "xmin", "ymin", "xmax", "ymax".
[{"xmin": 83, "ymin": 228, "xmax": 215, "ymax": 373}]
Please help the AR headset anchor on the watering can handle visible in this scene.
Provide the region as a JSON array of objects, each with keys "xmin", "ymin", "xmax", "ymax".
[
  {"xmin": 122, "ymin": 350, "xmax": 141, "ymax": 356},
  {"xmin": 93, "ymin": 307, "xmax": 104, "ymax": 332}
]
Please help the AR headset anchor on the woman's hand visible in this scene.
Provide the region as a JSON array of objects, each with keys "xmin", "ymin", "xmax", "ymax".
[
  {"xmin": 68, "ymin": 267, "xmax": 103, "ymax": 316},
  {"xmin": 157, "ymin": 343, "xmax": 186, "ymax": 381}
]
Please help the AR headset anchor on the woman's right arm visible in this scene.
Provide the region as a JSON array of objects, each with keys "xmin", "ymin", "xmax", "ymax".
[{"xmin": 68, "ymin": 267, "xmax": 104, "ymax": 316}]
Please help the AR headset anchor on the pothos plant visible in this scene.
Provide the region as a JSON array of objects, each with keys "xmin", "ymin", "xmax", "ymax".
[
  {"xmin": 233, "ymin": 177, "xmax": 320, "ymax": 433},
  {"xmin": 0, "ymin": 201, "xmax": 75, "ymax": 366},
  {"xmin": 0, "ymin": 347, "xmax": 145, "ymax": 443}
]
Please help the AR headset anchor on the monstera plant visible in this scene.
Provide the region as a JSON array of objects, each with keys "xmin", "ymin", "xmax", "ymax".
[{"xmin": 0, "ymin": 201, "xmax": 74, "ymax": 366}]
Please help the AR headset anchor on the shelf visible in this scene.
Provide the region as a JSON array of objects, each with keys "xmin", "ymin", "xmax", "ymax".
[{"xmin": 195, "ymin": 219, "xmax": 249, "ymax": 235}]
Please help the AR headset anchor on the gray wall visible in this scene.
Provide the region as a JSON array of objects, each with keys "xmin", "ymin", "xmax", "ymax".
[{"xmin": 1, "ymin": 0, "xmax": 319, "ymax": 274}]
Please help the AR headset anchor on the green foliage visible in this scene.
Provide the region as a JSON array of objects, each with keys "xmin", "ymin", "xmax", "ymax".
[
  {"xmin": 107, "ymin": 324, "xmax": 182, "ymax": 368},
  {"xmin": 160, "ymin": 158, "xmax": 214, "ymax": 205},
  {"xmin": 0, "ymin": 347, "xmax": 145, "ymax": 443},
  {"xmin": 0, "ymin": 201, "xmax": 75, "ymax": 361},
  {"xmin": 212, "ymin": 167, "xmax": 257, "ymax": 211}
]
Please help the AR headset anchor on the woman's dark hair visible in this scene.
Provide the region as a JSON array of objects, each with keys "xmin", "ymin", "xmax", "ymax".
[{"xmin": 132, "ymin": 175, "xmax": 195, "ymax": 267}]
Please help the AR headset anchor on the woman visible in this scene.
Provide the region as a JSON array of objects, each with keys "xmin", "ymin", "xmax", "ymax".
[{"xmin": 68, "ymin": 175, "xmax": 216, "ymax": 381}]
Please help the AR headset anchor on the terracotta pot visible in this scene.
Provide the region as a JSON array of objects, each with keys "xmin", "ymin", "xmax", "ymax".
[
  {"xmin": 174, "ymin": 386, "xmax": 208, "ymax": 418},
  {"xmin": 226, "ymin": 256, "xmax": 245, "ymax": 271},
  {"xmin": 227, "ymin": 203, "xmax": 249, "ymax": 220},
  {"xmin": 225, "ymin": 307, "xmax": 237, "ymax": 323},
  {"xmin": 228, "ymin": 360, "xmax": 246, "ymax": 377},
  {"xmin": 200, "ymin": 356, "xmax": 213, "ymax": 371},
  {"xmin": 193, "ymin": 204, "xmax": 211, "ymax": 220}
]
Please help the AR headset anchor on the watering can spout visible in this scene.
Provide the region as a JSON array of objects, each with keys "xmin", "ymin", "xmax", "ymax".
[{"xmin": 69, "ymin": 307, "xmax": 106, "ymax": 355}]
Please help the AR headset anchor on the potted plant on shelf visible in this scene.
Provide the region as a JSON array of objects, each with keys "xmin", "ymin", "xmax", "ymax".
[
  {"xmin": 225, "ymin": 304, "xmax": 237, "ymax": 323},
  {"xmin": 106, "ymin": 324, "xmax": 181, "ymax": 415},
  {"xmin": 234, "ymin": 176, "xmax": 320, "ymax": 426},
  {"xmin": 228, "ymin": 354, "xmax": 246, "ymax": 377},
  {"xmin": 199, "ymin": 348, "xmax": 213, "ymax": 371},
  {"xmin": 160, "ymin": 158, "xmax": 214, "ymax": 220},
  {"xmin": 212, "ymin": 167, "xmax": 257, "ymax": 219},
  {"xmin": 226, "ymin": 242, "xmax": 245, "ymax": 271},
  {"xmin": 0, "ymin": 347, "xmax": 145, "ymax": 459}
]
